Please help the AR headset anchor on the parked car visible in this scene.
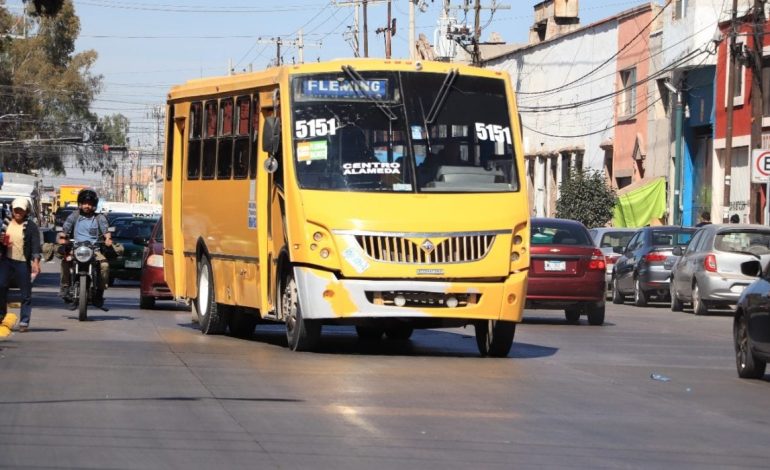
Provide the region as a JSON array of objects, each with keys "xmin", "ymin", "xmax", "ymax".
[
  {"xmin": 108, "ymin": 216, "xmax": 158, "ymax": 284},
  {"xmin": 527, "ymin": 218, "xmax": 607, "ymax": 325},
  {"xmin": 53, "ymin": 206, "xmax": 77, "ymax": 228},
  {"xmin": 733, "ymin": 259, "xmax": 770, "ymax": 379},
  {"xmin": 670, "ymin": 224, "xmax": 770, "ymax": 315},
  {"xmin": 612, "ymin": 225, "xmax": 696, "ymax": 306},
  {"xmin": 103, "ymin": 211, "xmax": 133, "ymax": 225},
  {"xmin": 139, "ymin": 218, "xmax": 172, "ymax": 309},
  {"xmin": 588, "ymin": 227, "xmax": 636, "ymax": 298}
]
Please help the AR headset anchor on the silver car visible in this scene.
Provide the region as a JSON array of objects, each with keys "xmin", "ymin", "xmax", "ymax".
[
  {"xmin": 670, "ymin": 224, "xmax": 770, "ymax": 315},
  {"xmin": 588, "ymin": 227, "xmax": 636, "ymax": 297}
]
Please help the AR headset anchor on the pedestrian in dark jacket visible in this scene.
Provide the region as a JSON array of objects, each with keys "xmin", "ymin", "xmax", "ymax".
[{"xmin": 0, "ymin": 198, "xmax": 42, "ymax": 332}]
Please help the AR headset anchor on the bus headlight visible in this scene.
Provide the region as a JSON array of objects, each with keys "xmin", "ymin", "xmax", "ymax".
[{"xmin": 320, "ymin": 248, "xmax": 330, "ymax": 259}]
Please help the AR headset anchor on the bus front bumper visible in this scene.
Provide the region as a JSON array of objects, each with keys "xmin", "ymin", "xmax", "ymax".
[{"xmin": 293, "ymin": 266, "xmax": 527, "ymax": 322}]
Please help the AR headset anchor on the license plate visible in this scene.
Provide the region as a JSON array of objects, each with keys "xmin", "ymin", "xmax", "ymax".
[
  {"xmin": 544, "ymin": 260, "xmax": 566, "ymax": 272},
  {"xmin": 730, "ymin": 285, "xmax": 746, "ymax": 293},
  {"xmin": 125, "ymin": 260, "xmax": 141, "ymax": 269}
]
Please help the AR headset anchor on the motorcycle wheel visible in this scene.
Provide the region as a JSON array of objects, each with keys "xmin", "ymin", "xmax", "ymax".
[{"xmin": 78, "ymin": 276, "xmax": 88, "ymax": 321}]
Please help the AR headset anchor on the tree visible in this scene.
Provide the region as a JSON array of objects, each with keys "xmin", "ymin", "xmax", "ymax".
[
  {"xmin": 555, "ymin": 169, "xmax": 618, "ymax": 229},
  {"xmin": 0, "ymin": 0, "xmax": 125, "ymax": 175}
]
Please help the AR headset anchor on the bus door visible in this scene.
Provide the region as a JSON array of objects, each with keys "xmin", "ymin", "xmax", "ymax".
[
  {"xmin": 163, "ymin": 104, "xmax": 187, "ymax": 297},
  {"xmin": 257, "ymin": 88, "xmax": 283, "ymax": 316}
]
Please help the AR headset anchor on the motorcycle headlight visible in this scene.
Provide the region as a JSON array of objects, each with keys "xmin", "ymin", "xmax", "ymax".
[{"xmin": 74, "ymin": 245, "xmax": 94, "ymax": 263}]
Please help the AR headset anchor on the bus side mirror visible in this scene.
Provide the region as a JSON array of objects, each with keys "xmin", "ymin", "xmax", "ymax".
[{"xmin": 262, "ymin": 116, "xmax": 282, "ymax": 156}]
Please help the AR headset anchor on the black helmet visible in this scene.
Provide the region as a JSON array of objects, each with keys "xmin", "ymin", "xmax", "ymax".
[{"xmin": 77, "ymin": 188, "xmax": 99, "ymax": 206}]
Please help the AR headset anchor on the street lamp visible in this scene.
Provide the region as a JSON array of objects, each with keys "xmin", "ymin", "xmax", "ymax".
[{"xmin": 664, "ymin": 80, "xmax": 684, "ymax": 225}]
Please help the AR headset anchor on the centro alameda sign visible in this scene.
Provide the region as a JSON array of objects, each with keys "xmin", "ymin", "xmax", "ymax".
[{"xmin": 751, "ymin": 149, "xmax": 770, "ymax": 183}]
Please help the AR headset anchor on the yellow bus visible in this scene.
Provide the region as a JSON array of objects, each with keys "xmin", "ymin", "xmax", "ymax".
[{"xmin": 162, "ymin": 58, "xmax": 530, "ymax": 356}]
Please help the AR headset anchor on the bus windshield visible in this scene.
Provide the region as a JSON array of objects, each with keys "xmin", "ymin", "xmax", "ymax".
[{"xmin": 291, "ymin": 70, "xmax": 518, "ymax": 193}]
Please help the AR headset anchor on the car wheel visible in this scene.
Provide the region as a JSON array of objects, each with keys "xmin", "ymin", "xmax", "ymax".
[
  {"xmin": 474, "ymin": 320, "xmax": 516, "ymax": 357},
  {"xmin": 692, "ymin": 283, "xmax": 708, "ymax": 316},
  {"xmin": 196, "ymin": 255, "xmax": 227, "ymax": 335},
  {"xmin": 356, "ymin": 325, "xmax": 384, "ymax": 340},
  {"xmin": 670, "ymin": 280, "xmax": 683, "ymax": 312},
  {"xmin": 384, "ymin": 324, "xmax": 414, "ymax": 340},
  {"xmin": 564, "ymin": 307, "xmax": 581, "ymax": 324},
  {"xmin": 734, "ymin": 312, "xmax": 767, "ymax": 379},
  {"xmin": 281, "ymin": 272, "xmax": 321, "ymax": 351},
  {"xmin": 586, "ymin": 302, "xmax": 605, "ymax": 326},
  {"xmin": 611, "ymin": 277, "xmax": 624, "ymax": 305},
  {"xmin": 139, "ymin": 295, "xmax": 155, "ymax": 309},
  {"xmin": 633, "ymin": 278, "xmax": 648, "ymax": 307}
]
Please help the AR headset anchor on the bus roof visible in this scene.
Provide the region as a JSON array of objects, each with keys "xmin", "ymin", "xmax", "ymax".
[{"xmin": 166, "ymin": 58, "xmax": 509, "ymax": 102}]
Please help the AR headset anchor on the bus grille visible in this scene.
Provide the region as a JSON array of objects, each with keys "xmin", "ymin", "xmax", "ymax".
[{"xmin": 354, "ymin": 234, "xmax": 496, "ymax": 264}]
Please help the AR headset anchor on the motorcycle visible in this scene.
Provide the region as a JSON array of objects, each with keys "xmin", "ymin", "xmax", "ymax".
[{"xmin": 60, "ymin": 239, "xmax": 108, "ymax": 320}]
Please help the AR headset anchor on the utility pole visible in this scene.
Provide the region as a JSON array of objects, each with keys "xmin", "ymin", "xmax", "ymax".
[
  {"xmin": 723, "ymin": 0, "xmax": 739, "ymax": 222},
  {"xmin": 750, "ymin": 0, "xmax": 766, "ymax": 223},
  {"xmin": 256, "ymin": 33, "xmax": 320, "ymax": 66},
  {"xmin": 409, "ymin": 0, "xmax": 416, "ymax": 60},
  {"xmin": 472, "ymin": 0, "xmax": 481, "ymax": 65},
  {"xmin": 376, "ymin": 0, "xmax": 395, "ymax": 59},
  {"xmin": 335, "ymin": 1, "xmax": 386, "ymax": 58}
]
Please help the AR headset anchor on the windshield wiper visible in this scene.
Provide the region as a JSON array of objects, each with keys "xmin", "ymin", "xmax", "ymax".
[
  {"xmin": 341, "ymin": 65, "xmax": 397, "ymax": 121},
  {"xmin": 425, "ymin": 68, "xmax": 458, "ymax": 124}
]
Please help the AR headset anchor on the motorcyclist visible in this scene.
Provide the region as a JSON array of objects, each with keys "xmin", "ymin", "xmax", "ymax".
[{"xmin": 57, "ymin": 188, "xmax": 112, "ymax": 307}]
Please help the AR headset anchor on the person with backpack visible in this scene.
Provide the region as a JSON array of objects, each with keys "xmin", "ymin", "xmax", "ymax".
[
  {"xmin": 57, "ymin": 188, "xmax": 113, "ymax": 306},
  {"xmin": 0, "ymin": 198, "xmax": 42, "ymax": 332}
]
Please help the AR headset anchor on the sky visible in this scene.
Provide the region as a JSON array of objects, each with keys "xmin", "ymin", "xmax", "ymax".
[{"xmin": 7, "ymin": 0, "xmax": 650, "ymax": 149}]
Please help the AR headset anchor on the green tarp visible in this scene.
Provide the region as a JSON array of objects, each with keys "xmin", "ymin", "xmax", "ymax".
[{"xmin": 613, "ymin": 177, "xmax": 667, "ymax": 228}]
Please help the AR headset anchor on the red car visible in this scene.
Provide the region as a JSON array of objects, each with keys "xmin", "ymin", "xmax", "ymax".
[
  {"xmin": 527, "ymin": 218, "xmax": 607, "ymax": 325},
  {"xmin": 139, "ymin": 217, "xmax": 173, "ymax": 309}
]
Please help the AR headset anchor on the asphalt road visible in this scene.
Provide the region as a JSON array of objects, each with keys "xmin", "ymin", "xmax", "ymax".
[{"xmin": 0, "ymin": 261, "xmax": 767, "ymax": 469}]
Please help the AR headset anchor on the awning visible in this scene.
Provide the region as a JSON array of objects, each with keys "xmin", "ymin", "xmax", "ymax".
[{"xmin": 613, "ymin": 177, "xmax": 667, "ymax": 228}]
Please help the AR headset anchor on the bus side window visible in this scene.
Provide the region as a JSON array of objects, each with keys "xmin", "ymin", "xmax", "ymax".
[
  {"xmin": 233, "ymin": 95, "xmax": 250, "ymax": 179},
  {"xmin": 249, "ymin": 95, "xmax": 260, "ymax": 180},
  {"xmin": 202, "ymin": 100, "xmax": 218, "ymax": 180},
  {"xmin": 187, "ymin": 101, "xmax": 202, "ymax": 180},
  {"xmin": 217, "ymin": 97, "xmax": 234, "ymax": 179},
  {"xmin": 165, "ymin": 105, "xmax": 174, "ymax": 182}
]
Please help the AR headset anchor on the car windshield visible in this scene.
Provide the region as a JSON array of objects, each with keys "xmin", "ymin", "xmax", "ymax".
[
  {"xmin": 599, "ymin": 231, "xmax": 634, "ymax": 249},
  {"xmin": 291, "ymin": 70, "xmax": 518, "ymax": 193},
  {"xmin": 114, "ymin": 220, "xmax": 156, "ymax": 240},
  {"xmin": 153, "ymin": 220, "xmax": 163, "ymax": 242},
  {"xmin": 652, "ymin": 230, "xmax": 694, "ymax": 247},
  {"xmin": 531, "ymin": 222, "xmax": 591, "ymax": 245},
  {"xmin": 714, "ymin": 230, "xmax": 770, "ymax": 254}
]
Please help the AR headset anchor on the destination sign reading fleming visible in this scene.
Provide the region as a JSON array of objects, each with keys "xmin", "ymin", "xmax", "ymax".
[{"xmin": 301, "ymin": 78, "xmax": 388, "ymax": 100}]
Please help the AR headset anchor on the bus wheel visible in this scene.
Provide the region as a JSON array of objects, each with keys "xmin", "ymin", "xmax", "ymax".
[
  {"xmin": 474, "ymin": 320, "xmax": 515, "ymax": 357},
  {"xmin": 282, "ymin": 272, "xmax": 321, "ymax": 351},
  {"xmin": 196, "ymin": 255, "xmax": 227, "ymax": 335}
]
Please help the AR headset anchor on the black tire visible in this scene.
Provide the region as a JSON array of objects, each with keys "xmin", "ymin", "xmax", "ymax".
[
  {"xmin": 78, "ymin": 276, "xmax": 88, "ymax": 321},
  {"xmin": 139, "ymin": 295, "xmax": 155, "ymax": 310},
  {"xmin": 633, "ymin": 278, "xmax": 648, "ymax": 307},
  {"xmin": 734, "ymin": 312, "xmax": 767, "ymax": 379},
  {"xmin": 281, "ymin": 272, "xmax": 321, "ymax": 351},
  {"xmin": 692, "ymin": 283, "xmax": 708, "ymax": 316},
  {"xmin": 108, "ymin": 276, "xmax": 115, "ymax": 287},
  {"xmin": 384, "ymin": 324, "xmax": 414, "ymax": 340},
  {"xmin": 356, "ymin": 326, "xmax": 384, "ymax": 340},
  {"xmin": 228, "ymin": 308, "xmax": 258, "ymax": 339},
  {"xmin": 586, "ymin": 302, "xmax": 605, "ymax": 326},
  {"xmin": 611, "ymin": 277, "xmax": 624, "ymax": 304},
  {"xmin": 564, "ymin": 307, "xmax": 581, "ymax": 324},
  {"xmin": 196, "ymin": 255, "xmax": 227, "ymax": 335},
  {"xmin": 474, "ymin": 320, "xmax": 516, "ymax": 357},
  {"xmin": 670, "ymin": 280, "xmax": 684, "ymax": 312}
]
